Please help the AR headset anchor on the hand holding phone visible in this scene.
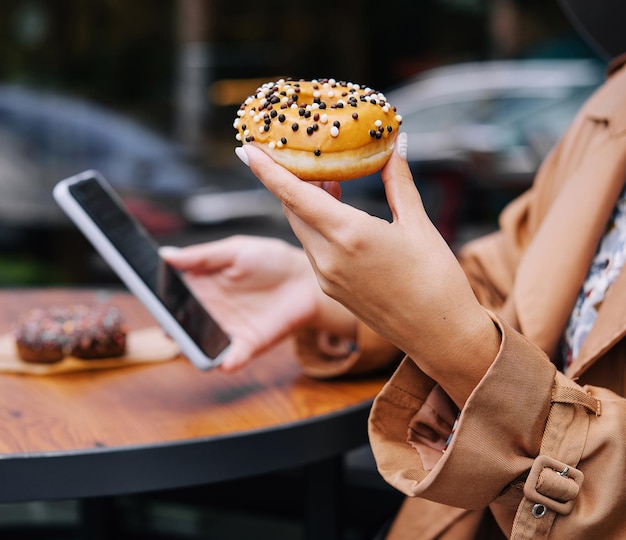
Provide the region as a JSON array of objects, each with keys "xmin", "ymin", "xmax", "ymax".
[{"xmin": 53, "ymin": 170, "xmax": 230, "ymax": 370}]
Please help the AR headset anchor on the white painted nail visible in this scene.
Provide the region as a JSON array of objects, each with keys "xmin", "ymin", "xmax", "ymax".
[
  {"xmin": 235, "ymin": 146, "xmax": 250, "ymax": 167},
  {"xmin": 395, "ymin": 132, "xmax": 408, "ymax": 160},
  {"xmin": 158, "ymin": 246, "xmax": 180, "ymax": 257}
]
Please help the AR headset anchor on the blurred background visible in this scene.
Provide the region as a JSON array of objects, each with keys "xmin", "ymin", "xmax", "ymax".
[
  {"xmin": 0, "ymin": 1, "xmax": 607, "ymax": 537},
  {"xmin": 0, "ymin": 0, "xmax": 604, "ymax": 286}
]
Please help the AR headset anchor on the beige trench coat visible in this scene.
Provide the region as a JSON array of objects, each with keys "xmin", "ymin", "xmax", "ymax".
[{"xmin": 296, "ymin": 55, "xmax": 626, "ymax": 539}]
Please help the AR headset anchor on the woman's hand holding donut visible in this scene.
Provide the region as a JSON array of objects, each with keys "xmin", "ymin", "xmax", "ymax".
[
  {"xmin": 238, "ymin": 134, "xmax": 501, "ymax": 406},
  {"xmin": 160, "ymin": 236, "xmax": 356, "ymax": 372}
]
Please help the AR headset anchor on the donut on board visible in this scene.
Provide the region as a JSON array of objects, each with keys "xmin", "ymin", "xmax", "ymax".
[
  {"xmin": 234, "ymin": 78, "xmax": 403, "ymax": 181},
  {"xmin": 14, "ymin": 305, "xmax": 127, "ymax": 364}
]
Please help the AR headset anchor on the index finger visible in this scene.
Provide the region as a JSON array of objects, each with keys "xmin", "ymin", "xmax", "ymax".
[{"xmin": 241, "ymin": 144, "xmax": 354, "ymax": 232}]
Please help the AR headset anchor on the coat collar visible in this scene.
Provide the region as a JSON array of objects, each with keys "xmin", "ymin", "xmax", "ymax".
[
  {"xmin": 607, "ymin": 53, "xmax": 626, "ymax": 77},
  {"xmin": 584, "ymin": 57, "xmax": 626, "ymax": 135}
]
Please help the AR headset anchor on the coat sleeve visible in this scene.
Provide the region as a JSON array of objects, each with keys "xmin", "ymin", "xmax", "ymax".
[
  {"xmin": 368, "ymin": 311, "xmax": 625, "ymax": 539},
  {"xmin": 293, "ymin": 320, "xmax": 404, "ymax": 379}
]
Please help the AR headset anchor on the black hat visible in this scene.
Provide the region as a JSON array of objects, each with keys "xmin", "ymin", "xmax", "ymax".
[{"xmin": 558, "ymin": 0, "xmax": 625, "ymax": 58}]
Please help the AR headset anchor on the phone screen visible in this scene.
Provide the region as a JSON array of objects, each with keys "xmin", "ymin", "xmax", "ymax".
[{"xmin": 67, "ymin": 177, "xmax": 230, "ymax": 359}]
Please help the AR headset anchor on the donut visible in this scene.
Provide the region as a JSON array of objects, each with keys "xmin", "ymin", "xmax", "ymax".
[
  {"xmin": 14, "ymin": 305, "xmax": 127, "ymax": 364},
  {"xmin": 233, "ymin": 78, "xmax": 402, "ymax": 181}
]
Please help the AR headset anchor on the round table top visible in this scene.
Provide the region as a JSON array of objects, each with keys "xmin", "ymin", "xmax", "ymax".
[{"xmin": 0, "ymin": 288, "xmax": 388, "ymax": 502}]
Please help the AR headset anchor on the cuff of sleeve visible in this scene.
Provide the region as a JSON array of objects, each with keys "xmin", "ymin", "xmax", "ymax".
[
  {"xmin": 369, "ymin": 311, "xmax": 558, "ymax": 509},
  {"xmin": 294, "ymin": 319, "xmax": 402, "ymax": 379}
]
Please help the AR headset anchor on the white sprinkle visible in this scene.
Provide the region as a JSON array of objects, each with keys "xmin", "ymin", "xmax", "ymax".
[
  {"xmin": 291, "ymin": 103, "xmax": 298, "ymax": 109},
  {"xmin": 277, "ymin": 140, "xmax": 284, "ymax": 148},
  {"xmin": 259, "ymin": 126, "xmax": 265, "ymax": 133},
  {"xmin": 328, "ymin": 90, "xmax": 334, "ymax": 98},
  {"xmin": 320, "ymin": 114, "xmax": 329, "ymax": 124},
  {"xmin": 260, "ymin": 98, "xmax": 267, "ymax": 107},
  {"xmin": 235, "ymin": 133, "xmax": 242, "ymax": 141},
  {"xmin": 233, "ymin": 118, "xmax": 240, "ymax": 128},
  {"xmin": 311, "ymin": 103, "xmax": 320, "ymax": 110},
  {"xmin": 269, "ymin": 141, "xmax": 276, "ymax": 149},
  {"xmin": 375, "ymin": 119, "xmax": 383, "ymax": 127},
  {"xmin": 244, "ymin": 129, "xmax": 250, "ymax": 137},
  {"xmin": 382, "ymin": 105, "xmax": 390, "ymax": 113},
  {"xmin": 237, "ymin": 110, "xmax": 245, "ymax": 117},
  {"xmin": 254, "ymin": 114, "xmax": 261, "ymax": 122},
  {"xmin": 245, "ymin": 97, "xmax": 253, "ymax": 105},
  {"xmin": 313, "ymin": 90, "xmax": 321, "ymax": 98},
  {"xmin": 330, "ymin": 126, "xmax": 339, "ymax": 137},
  {"xmin": 395, "ymin": 114, "xmax": 403, "ymax": 122}
]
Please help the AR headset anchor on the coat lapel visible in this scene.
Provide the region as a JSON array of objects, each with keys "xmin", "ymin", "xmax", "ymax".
[
  {"xmin": 566, "ymin": 65, "xmax": 626, "ymax": 374},
  {"xmin": 511, "ymin": 63, "xmax": 626, "ymax": 361}
]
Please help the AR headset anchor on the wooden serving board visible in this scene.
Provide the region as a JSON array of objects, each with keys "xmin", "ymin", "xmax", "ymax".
[{"xmin": 0, "ymin": 326, "xmax": 180, "ymax": 375}]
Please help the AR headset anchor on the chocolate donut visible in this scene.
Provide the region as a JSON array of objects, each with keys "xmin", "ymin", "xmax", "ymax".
[
  {"xmin": 234, "ymin": 78, "xmax": 402, "ymax": 181},
  {"xmin": 15, "ymin": 305, "xmax": 127, "ymax": 364}
]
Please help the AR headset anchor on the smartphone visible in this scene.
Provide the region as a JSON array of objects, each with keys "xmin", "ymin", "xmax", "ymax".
[{"xmin": 53, "ymin": 170, "xmax": 231, "ymax": 371}]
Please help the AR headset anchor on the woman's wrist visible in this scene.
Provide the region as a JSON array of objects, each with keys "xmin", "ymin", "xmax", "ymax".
[{"xmin": 413, "ymin": 307, "xmax": 502, "ymax": 408}]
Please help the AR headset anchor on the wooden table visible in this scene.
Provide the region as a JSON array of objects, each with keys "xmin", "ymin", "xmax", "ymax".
[{"xmin": 0, "ymin": 288, "xmax": 388, "ymax": 538}]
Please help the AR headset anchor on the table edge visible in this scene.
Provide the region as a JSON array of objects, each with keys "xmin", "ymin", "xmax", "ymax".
[{"xmin": 0, "ymin": 398, "xmax": 374, "ymax": 502}]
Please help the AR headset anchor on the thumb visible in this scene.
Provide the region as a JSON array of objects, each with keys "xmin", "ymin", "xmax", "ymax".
[
  {"xmin": 380, "ymin": 133, "xmax": 424, "ymax": 223},
  {"xmin": 218, "ymin": 339, "xmax": 255, "ymax": 372},
  {"xmin": 159, "ymin": 240, "xmax": 237, "ymax": 274}
]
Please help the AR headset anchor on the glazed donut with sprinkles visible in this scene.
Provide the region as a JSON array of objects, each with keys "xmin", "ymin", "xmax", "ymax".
[{"xmin": 234, "ymin": 78, "xmax": 403, "ymax": 181}]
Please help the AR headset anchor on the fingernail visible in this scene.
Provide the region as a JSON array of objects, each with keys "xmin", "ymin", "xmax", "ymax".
[
  {"xmin": 158, "ymin": 246, "xmax": 180, "ymax": 258},
  {"xmin": 235, "ymin": 146, "xmax": 250, "ymax": 167},
  {"xmin": 395, "ymin": 132, "xmax": 408, "ymax": 160}
]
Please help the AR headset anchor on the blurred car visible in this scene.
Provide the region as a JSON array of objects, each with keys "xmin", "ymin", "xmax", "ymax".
[
  {"xmin": 341, "ymin": 58, "xmax": 605, "ymax": 241},
  {"xmin": 391, "ymin": 58, "xmax": 604, "ymax": 183},
  {"xmin": 0, "ymin": 83, "xmax": 210, "ymax": 235}
]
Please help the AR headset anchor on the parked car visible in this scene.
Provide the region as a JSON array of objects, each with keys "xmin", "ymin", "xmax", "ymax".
[
  {"xmin": 341, "ymin": 58, "xmax": 605, "ymax": 242},
  {"xmin": 0, "ymin": 84, "xmax": 211, "ymax": 231},
  {"xmin": 393, "ymin": 58, "xmax": 603, "ymax": 181}
]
